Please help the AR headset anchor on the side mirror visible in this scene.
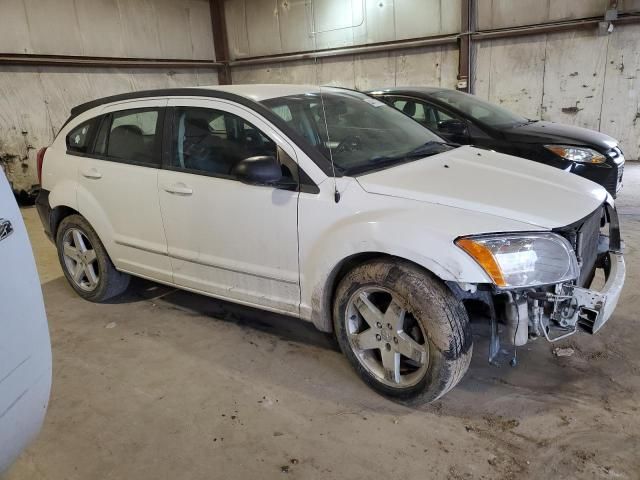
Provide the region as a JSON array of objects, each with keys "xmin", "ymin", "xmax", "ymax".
[
  {"xmin": 437, "ymin": 119, "xmax": 467, "ymax": 135},
  {"xmin": 232, "ymin": 155, "xmax": 297, "ymax": 190}
]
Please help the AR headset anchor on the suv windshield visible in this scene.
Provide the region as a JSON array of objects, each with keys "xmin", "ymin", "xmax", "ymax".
[
  {"xmin": 261, "ymin": 89, "xmax": 453, "ymax": 175},
  {"xmin": 430, "ymin": 90, "xmax": 529, "ymax": 128}
]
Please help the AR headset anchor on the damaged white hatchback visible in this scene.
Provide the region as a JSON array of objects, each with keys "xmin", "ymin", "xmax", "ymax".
[{"xmin": 36, "ymin": 85, "xmax": 625, "ymax": 403}]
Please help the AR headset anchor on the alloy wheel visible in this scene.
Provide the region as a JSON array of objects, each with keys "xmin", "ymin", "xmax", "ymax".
[
  {"xmin": 62, "ymin": 228, "xmax": 99, "ymax": 292},
  {"xmin": 345, "ymin": 287, "xmax": 429, "ymax": 388}
]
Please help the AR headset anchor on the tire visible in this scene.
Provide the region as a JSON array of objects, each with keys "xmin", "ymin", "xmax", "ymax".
[
  {"xmin": 333, "ymin": 258, "xmax": 472, "ymax": 403},
  {"xmin": 56, "ymin": 214, "xmax": 130, "ymax": 302}
]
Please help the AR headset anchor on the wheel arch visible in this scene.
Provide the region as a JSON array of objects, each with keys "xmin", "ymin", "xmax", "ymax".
[
  {"xmin": 50, "ymin": 205, "xmax": 80, "ymax": 239},
  {"xmin": 309, "ymin": 252, "xmax": 454, "ymax": 334}
]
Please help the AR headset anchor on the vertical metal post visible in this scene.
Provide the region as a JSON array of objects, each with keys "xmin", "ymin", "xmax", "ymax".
[
  {"xmin": 457, "ymin": 0, "xmax": 474, "ymax": 92},
  {"xmin": 210, "ymin": 0, "xmax": 232, "ymax": 85}
]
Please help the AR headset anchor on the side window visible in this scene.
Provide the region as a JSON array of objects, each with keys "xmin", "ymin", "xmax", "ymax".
[
  {"xmin": 94, "ymin": 109, "xmax": 160, "ymax": 164},
  {"xmin": 392, "ymin": 99, "xmax": 426, "ymax": 123},
  {"xmin": 66, "ymin": 119, "xmax": 96, "ymax": 153},
  {"xmin": 170, "ymin": 107, "xmax": 276, "ymax": 177}
]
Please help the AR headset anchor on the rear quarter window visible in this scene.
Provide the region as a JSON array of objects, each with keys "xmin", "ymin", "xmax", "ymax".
[{"xmin": 66, "ymin": 119, "xmax": 96, "ymax": 153}]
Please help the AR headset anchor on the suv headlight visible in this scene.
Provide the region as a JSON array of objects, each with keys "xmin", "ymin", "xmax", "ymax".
[
  {"xmin": 455, "ymin": 233, "xmax": 578, "ymax": 289},
  {"xmin": 544, "ymin": 145, "xmax": 606, "ymax": 164}
]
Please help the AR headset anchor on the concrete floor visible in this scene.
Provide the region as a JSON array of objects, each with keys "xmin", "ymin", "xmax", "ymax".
[{"xmin": 4, "ymin": 165, "xmax": 640, "ymax": 480}]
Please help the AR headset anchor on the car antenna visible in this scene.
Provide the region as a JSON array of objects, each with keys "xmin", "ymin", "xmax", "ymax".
[
  {"xmin": 317, "ymin": 87, "xmax": 340, "ymax": 203},
  {"xmin": 312, "ymin": 25, "xmax": 340, "ymax": 203}
]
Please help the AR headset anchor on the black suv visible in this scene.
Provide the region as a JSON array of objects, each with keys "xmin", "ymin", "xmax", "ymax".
[{"xmin": 368, "ymin": 87, "xmax": 625, "ymax": 196}]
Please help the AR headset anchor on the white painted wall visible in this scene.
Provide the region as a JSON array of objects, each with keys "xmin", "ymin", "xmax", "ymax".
[{"xmin": 0, "ymin": 0, "xmax": 218, "ymax": 194}]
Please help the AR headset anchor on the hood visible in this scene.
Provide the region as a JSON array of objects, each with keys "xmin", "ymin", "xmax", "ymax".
[
  {"xmin": 356, "ymin": 146, "xmax": 607, "ymax": 229},
  {"xmin": 506, "ymin": 121, "xmax": 618, "ymax": 151}
]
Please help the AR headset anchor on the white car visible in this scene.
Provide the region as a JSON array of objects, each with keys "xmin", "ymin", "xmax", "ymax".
[
  {"xmin": 0, "ymin": 169, "xmax": 51, "ymax": 472},
  {"xmin": 36, "ymin": 85, "xmax": 625, "ymax": 402}
]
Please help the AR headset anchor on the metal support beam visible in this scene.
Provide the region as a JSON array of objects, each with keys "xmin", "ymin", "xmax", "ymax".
[
  {"xmin": 457, "ymin": 0, "xmax": 473, "ymax": 92},
  {"xmin": 0, "ymin": 54, "xmax": 222, "ymax": 69},
  {"xmin": 229, "ymin": 34, "xmax": 458, "ymax": 67},
  {"xmin": 210, "ymin": 0, "xmax": 232, "ymax": 84},
  {"xmin": 472, "ymin": 14, "xmax": 640, "ymax": 42}
]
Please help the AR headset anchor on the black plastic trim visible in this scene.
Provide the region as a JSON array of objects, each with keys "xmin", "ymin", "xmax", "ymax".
[
  {"xmin": 35, "ymin": 188, "xmax": 53, "ymax": 241},
  {"xmin": 67, "ymin": 88, "xmax": 337, "ymax": 177}
]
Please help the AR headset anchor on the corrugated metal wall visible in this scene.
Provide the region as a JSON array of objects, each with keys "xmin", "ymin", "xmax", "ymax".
[
  {"xmin": 0, "ymin": 0, "xmax": 218, "ymax": 194},
  {"xmin": 225, "ymin": 0, "xmax": 640, "ymax": 160}
]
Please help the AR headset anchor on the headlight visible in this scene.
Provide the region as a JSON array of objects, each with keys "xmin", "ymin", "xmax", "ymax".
[
  {"xmin": 544, "ymin": 145, "xmax": 606, "ymax": 164},
  {"xmin": 455, "ymin": 233, "xmax": 578, "ymax": 289}
]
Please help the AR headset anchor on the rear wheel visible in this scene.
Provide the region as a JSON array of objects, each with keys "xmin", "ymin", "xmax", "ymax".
[
  {"xmin": 333, "ymin": 259, "xmax": 472, "ymax": 403},
  {"xmin": 56, "ymin": 215, "xmax": 129, "ymax": 302}
]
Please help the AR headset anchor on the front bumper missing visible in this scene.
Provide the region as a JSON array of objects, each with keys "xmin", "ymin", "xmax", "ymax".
[
  {"xmin": 530, "ymin": 251, "xmax": 626, "ymax": 343},
  {"xmin": 565, "ymin": 252, "xmax": 625, "ymax": 334}
]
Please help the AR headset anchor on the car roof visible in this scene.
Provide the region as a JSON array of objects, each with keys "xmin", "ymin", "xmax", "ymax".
[
  {"xmin": 366, "ymin": 86, "xmax": 451, "ymax": 96},
  {"xmin": 67, "ymin": 84, "xmax": 353, "ymax": 125},
  {"xmin": 197, "ymin": 84, "xmax": 336, "ymax": 102}
]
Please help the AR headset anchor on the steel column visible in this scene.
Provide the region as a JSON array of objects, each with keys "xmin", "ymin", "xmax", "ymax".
[{"xmin": 209, "ymin": 0, "xmax": 232, "ymax": 84}]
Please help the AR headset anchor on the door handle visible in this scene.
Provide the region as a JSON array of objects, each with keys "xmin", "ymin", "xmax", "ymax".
[
  {"xmin": 162, "ymin": 183, "xmax": 193, "ymax": 196},
  {"xmin": 81, "ymin": 168, "xmax": 102, "ymax": 179},
  {"xmin": 0, "ymin": 218, "xmax": 13, "ymax": 242}
]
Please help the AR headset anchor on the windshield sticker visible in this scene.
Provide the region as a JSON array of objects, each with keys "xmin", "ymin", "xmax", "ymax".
[{"xmin": 362, "ymin": 97, "xmax": 386, "ymax": 108}]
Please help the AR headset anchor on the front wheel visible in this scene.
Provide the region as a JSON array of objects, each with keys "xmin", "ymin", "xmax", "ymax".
[
  {"xmin": 56, "ymin": 215, "xmax": 129, "ymax": 302},
  {"xmin": 333, "ymin": 259, "xmax": 472, "ymax": 403}
]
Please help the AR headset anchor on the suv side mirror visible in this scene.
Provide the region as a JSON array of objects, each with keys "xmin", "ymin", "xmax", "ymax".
[
  {"xmin": 437, "ymin": 119, "xmax": 467, "ymax": 135},
  {"xmin": 232, "ymin": 155, "xmax": 297, "ymax": 190}
]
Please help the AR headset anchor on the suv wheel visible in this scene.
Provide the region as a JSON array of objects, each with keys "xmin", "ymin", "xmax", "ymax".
[
  {"xmin": 333, "ymin": 259, "xmax": 472, "ymax": 403},
  {"xmin": 56, "ymin": 215, "xmax": 129, "ymax": 302}
]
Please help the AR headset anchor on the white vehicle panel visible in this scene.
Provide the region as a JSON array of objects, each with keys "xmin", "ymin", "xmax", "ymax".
[
  {"xmin": 296, "ymin": 177, "xmax": 544, "ymax": 329},
  {"xmin": 158, "ymin": 98, "xmax": 301, "ymax": 314},
  {"xmin": 75, "ymin": 99, "xmax": 173, "ymax": 283},
  {"xmin": 357, "ymin": 146, "xmax": 607, "ymax": 229},
  {"xmin": 0, "ymin": 171, "xmax": 51, "ymax": 473}
]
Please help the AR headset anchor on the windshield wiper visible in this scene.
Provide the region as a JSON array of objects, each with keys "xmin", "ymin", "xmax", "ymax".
[
  {"xmin": 345, "ymin": 141, "xmax": 455, "ymax": 175},
  {"xmin": 402, "ymin": 140, "xmax": 457, "ymax": 158}
]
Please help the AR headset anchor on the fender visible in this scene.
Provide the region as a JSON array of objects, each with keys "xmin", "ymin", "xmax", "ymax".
[{"xmin": 297, "ymin": 183, "xmax": 539, "ymax": 332}]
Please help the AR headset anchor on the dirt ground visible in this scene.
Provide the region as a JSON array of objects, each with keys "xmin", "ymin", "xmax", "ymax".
[{"xmin": 3, "ymin": 165, "xmax": 639, "ymax": 480}]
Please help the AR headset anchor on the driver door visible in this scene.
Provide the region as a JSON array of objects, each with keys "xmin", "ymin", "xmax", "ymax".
[{"xmin": 157, "ymin": 99, "xmax": 300, "ymax": 315}]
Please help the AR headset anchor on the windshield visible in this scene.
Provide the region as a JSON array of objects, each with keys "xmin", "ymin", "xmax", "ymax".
[
  {"xmin": 261, "ymin": 90, "xmax": 453, "ymax": 175},
  {"xmin": 430, "ymin": 90, "xmax": 529, "ymax": 128}
]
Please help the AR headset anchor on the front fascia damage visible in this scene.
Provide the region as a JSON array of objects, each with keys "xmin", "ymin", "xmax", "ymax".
[{"xmin": 449, "ymin": 204, "xmax": 625, "ymax": 365}]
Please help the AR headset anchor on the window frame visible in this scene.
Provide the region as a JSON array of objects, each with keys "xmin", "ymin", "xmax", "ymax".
[
  {"xmin": 162, "ymin": 105, "xmax": 319, "ymax": 193},
  {"xmin": 66, "ymin": 107, "xmax": 166, "ymax": 169}
]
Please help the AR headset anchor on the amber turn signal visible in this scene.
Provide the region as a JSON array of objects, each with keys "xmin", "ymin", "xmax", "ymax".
[{"xmin": 455, "ymin": 238, "xmax": 507, "ymax": 287}]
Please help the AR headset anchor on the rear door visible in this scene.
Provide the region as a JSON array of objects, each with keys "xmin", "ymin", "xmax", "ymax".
[
  {"xmin": 0, "ymin": 170, "xmax": 51, "ymax": 472},
  {"xmin": 157, "ymin": 98, "xmax": 300, "ymax": 315},
  {"xmin": 75, "ymin": 99, "xmax": 172, "ymax": 283}
]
